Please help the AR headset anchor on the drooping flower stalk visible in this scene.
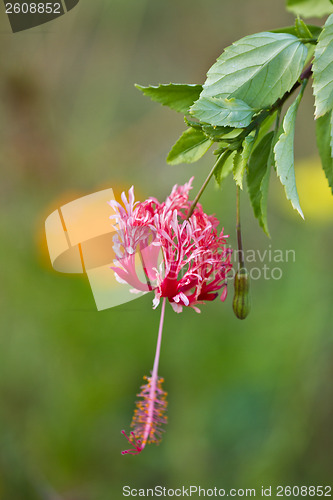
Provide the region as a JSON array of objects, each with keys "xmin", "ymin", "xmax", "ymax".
[
  {"xmin": 121, "ymin": 297, "xmax": 167, "ymax": 455},
  {"xmin": 110, "ymin": 179, "xmax": 232, "ymax": 455}
]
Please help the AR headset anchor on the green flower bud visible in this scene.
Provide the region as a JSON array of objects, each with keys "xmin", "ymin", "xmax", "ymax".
[{"xmin": 232, "ymin": 268, "xmax": 251, "ymax": 320}]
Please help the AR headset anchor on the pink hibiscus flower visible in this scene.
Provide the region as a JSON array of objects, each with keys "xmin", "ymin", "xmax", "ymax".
[{"xmin": 109, "ymin": 177, "xmax": 232, "ymax": 313}]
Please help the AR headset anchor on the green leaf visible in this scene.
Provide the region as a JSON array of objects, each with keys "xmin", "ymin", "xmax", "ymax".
[
  {"xmin": 286, "ymin": 0, "xmax": 333, "ymax": 18},
  {"xmin": 190, "ymin": 96, "xmax": 255, "ymax": 128},
  {"xmin": 247, "ymin": 132, "xmax": 274, "ymax": 236},
  {"xmin": 260, "ymin": 158, "xmax": 272, "ymax": 236},
  {"xmin": 233, "ymin": 151, "xmax": 243, "ymax": 186},
  {"xmin": 135, "ymin": 83, "xmax": 202, "ymax": 114},
  {"xmin": 201, "ymin": 123, "xmax": 235, "ymax": 141},
  {"xmin": 256, "ymin": 112, "xmax": 277, "ymax": 143},
  {"xmin": 272, "ymin": 25, "xmax": 322, "ymax": 39},
  {"xmin": 315, "ymin": 111, "xmax": 333, "ymax": 194},
  {"xmin": 331, "ymin": 111, "xmax": 333, "ymax": 157},
  {"xmin": 214, "ymin": 151, "xmax": 235, "ymax": 186},
  {"xmin": 312, "ymin": 14, "xmax": 333, "ymax": 118},
  {"xmin": 167, "ymin": 127, "xmax": 212, "ymax": 165},
  {"xmin": 331, "ymin": 111, "xmax": 333, "ymax": 156},
  {"xmin": 233, "ymin": 133, "xmax": 256, "ymax": 189},
  {"xmin": 274, "ymin": 91, "xmax": 305, "ymax": 218},
  {"xmin": 184, "ymin": 119, "xmax": 237, "ymax": 141},
  {"xmin": 214, "ymin": 144, "xmax": 228, "ymax": 156},
  {"xmin": 183, "ymin": 116, "xmax": 203, "ymax": 130},
  {"xmin": 200, "ymin": 32, "xmax": 308, "ymax": 109},
  {"xmin": 295, "ymin": 17, "xmax": 313, "ymax": 38}
]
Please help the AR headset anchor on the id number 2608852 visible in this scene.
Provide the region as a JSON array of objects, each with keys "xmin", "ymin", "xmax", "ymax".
[{"xmin": 5, "ymin": 2, "xmax": 61, "ymax": 14}]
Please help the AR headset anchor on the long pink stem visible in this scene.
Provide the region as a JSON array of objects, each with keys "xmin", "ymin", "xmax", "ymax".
[
  {"xmin": 142, "ymin": 297, "xmax": 166, "ymax": 444},
  {"xmin": 152, "ymin": 297, "xmax": 166, "ymax": 378}
]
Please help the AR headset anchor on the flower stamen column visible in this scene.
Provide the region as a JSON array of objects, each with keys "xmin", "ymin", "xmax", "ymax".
[{"xmin": 121, "ymin": 297, "xmax": 167, "ymax": 455}]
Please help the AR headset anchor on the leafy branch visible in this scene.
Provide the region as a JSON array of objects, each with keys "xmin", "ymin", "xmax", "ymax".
[
  {"xmin": 136, "ymin": 14, "xmax": 333, "ymax": 235},
  {"xmin": 132, "ymin": 0, "xmax": 333, "ymax": 321}
]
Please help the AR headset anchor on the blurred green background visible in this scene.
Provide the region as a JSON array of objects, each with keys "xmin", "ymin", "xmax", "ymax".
[{"xmin": 0, "ymin": 1, "xmax": 332, "ymax": 499}]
